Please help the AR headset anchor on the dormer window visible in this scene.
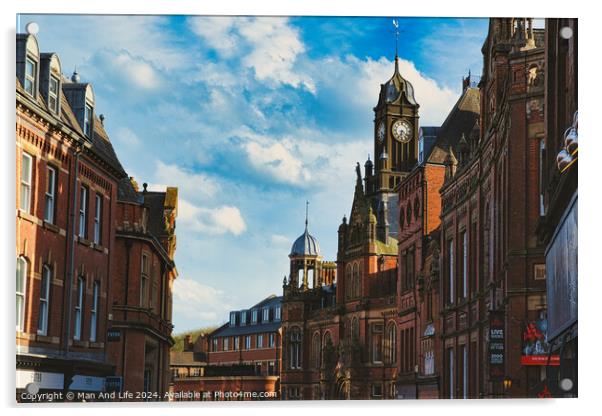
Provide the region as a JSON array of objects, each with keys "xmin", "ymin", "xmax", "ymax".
[
  {"xmin": 25, "ymin": 57, "xmax": 37, "ymax": 97},
  {"xmin": 48, "ymin": 76, "xmax": 59, "ymax": 113},
  {"xmin": 251, "ymin": 309, "xmax": 258, "ymax": 324},
  {"xmin": 274, "ymin": 306, "xmax": 281, "ymax": 321},
  {"xmin": 229, "ymin": 312, "xmax": 237, "ymax": 326},
  {"xmin": 262, "ymin": 307, "xmax": 270, "ymax": 323},
  {"xmin": 84, "ymin": 103, "xmax": 93, "ymax": 136},
  {"xmin": 240, "ymin": 311, "xmax": 247, "ymax": 326}
]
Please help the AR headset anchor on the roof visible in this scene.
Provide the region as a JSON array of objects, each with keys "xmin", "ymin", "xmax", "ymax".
[
  {"xmin": 381, "ymin": 56, "xmax": 417, "ymax": 106},
  {"xmin": 420, "ymin": 126, "xmax": 441, "ymax": 163},
  {"xmin": 290, "ymin": 228, "xmax": 321, "ymax": 256},
  {"xmin": 211, "ymin": 295, "xmax": 282, "ymax": 338},
  {"xmin": 427, "ymin": 87, "xmax": 480, "ymax": 164},
  {"xmin": 170, "ymin": 351, "xmax": 206, "ymax": 366},
  {"xmin": 17, "ymin": 73, "xmax": 126, "ymax": 177},
  {"xmin": 144, "ymin": 191, "xmax": 168, "ymax": 238},
  {"xmin": 117, "ymin": 177, "xmax": 143, "ymax": 203}
]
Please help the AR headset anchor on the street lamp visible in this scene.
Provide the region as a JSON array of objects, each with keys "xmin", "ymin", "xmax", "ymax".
[{"xmin": 503, "ymin": 377, "xmax": 513, "ymax": 393}]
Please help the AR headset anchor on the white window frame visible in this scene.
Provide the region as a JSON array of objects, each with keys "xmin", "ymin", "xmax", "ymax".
[
  {"xmin": 38, "ymin": 265, "xmax": 51, "ymax": 335},
  {"xmin": 48, "ymin": 75, "xmax": 59, "ymax": 113},
  {"xmin": 78, "ymin": 185, "xmax": 88, "ymax": 238},
  {"xmin": 234, "ymin": 336, "xmax": 240, "ymax": 350},
  {"xmin": 230, "ymin": 312, "xmax": 236, "ymax": 326},
  {"xmin": 20, "ymin": 153, "xmax": 33, "ymax": 213},
  {"xmin": 25, "ymin": 56, "xmax": 37, "ymax": 97},
  {"xmin": 251, "ymin": 309, "xmax": 258, "ymax": 324},
  {"xmin": 16, "ymin": 257, "xmax": 28, "ymax": 332},
  {"xmin": 240, "ymin": 311, "xmax": 247, "ymax": 326},
  {"xmin": 93, "ymin": 194, "xmax": 102, "ymax": 244},
  {"xmin": 262, "ymin": 307, "xmax": 269, "ymax": 322},
  {"xmin": 223, "ymin": 337, "xmax": 229, "ymax": 351},
  {"xmin": 74, "ymin": 276, "xmax": 84, "ymax": 341},
  {"xmin": 245, "ymin": 335, "xmax": 251, "ymax": 350},
  {"xmin": 269, "ymin": 333, "xmax": 275, "ymax": 348},
  {"xmin": 256, "ymin": 334, "xmax": 263, "ymax": 349},
  {"xmin": 90, "ymin": 281, "xmax": 99, "ymax": 342},
  {"xmin": 274, "ymin": 306, "xmax": 281, "ymax": 321},
  {"xmin": 212, "ymin": 338, "xmax": 218, "ymax": 352},
  {"xmin": 44, "ymin": 166, "xmax": 56, "ymax": 223},
  {"xmin": 84, "ymin": 103, "xmax": 93, "ymax": 137}
]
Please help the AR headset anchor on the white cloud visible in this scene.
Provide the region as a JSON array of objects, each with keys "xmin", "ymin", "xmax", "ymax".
[
  {"xmin": 188, "ymin": 17, "xmax": 239, "ymax": 58},
  {"xmin": 243, "ymin": 138, "xmax": 310, "ymax": 186},
  {"xmin": 112, "ymin": 51, "xmax": 161, "ymax": 90},
  {"xmin": 270, "ymin": 234, "xmax": 292, "ymax": 247},
  {"xmin": 178, "ymin": 199, "xmax": 247, "ymax": 236},
  {"xmin": 114, "ymin": 126, "xmax": 141, "ymax": 148},
  {"xmin": 172, "ymin": 278, "xmax": 232, "ymax": 324},
  {"xmin": 188, "ymin": 16, "xmax": 315, "ymax": 93},
  {"xmin": 152, "ymin": 161, "xmax": 218, "ymax": 200}
]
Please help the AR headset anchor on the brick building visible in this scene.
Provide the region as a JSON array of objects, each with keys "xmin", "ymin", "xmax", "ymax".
[
  {"xmin": 170, "ymin": 296, "xmax": 282, "ymax": 400},
  {"xmin": 395, "ymin": 84, "xmax": 480, "ymax": 399},
  {"xmin": 438, "ymin": 18, "xmax": 549, "ymax": 398},
  {"xmin": 15, "ymin": 32, "xmax": 177, "ymax": 401}
]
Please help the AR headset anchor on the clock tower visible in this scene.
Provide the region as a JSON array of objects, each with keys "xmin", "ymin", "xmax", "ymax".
[{"xmin": 369, "ymin": 55, "xmax": 420, "ymax": 196}]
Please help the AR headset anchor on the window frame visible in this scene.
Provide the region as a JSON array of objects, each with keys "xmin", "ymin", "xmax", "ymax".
[
  {"xmin": 16, "ymin": 257, "xmax": 28, "ymax": 332},
  {"xmin": 24, "ymin": 56, "xmax": 37, "ymax": 97},
  {"xmin": 448, "ymin": 238, "xmax": 454, "ymax": 304},
  {"xmin": 256, "ymin": 334, "xmax": 263, "ymax": 349},
  {"xmin": 462, "ymin": 230, "xmax": 468, "ymax": 299},
  {"xmin": 371, "ymin": 323, "xmax": 384, "ymax": 364},
  {"xmin": 245, "ymin": 335, "xmax": 251, "ymax": 350},
  {"xmin": 84, "ymin": 103, "xmax": 93, "ymax": 137},
  {"xmin": 44, "ymin": 165, "xmax": 57, "ymax": 223},
  {"xmin": 262, "ymin": 307, "xmax": 270, "ymax": 323},
  {"xmin": 90, "ymin": 280, "xmax": 99, "ymax": 342},
  {"xmin": 93, "ymin": 194, "xmax": 102, "ymax": 245},
  {"xmin": 20, "ymin": 153, "xmax": 33, "ymax": 213},
  {"xmin": 78, "ymin": 185, "xmax": 89, "ymax": 238},
  {"xmin": 274, "ymin": 306, "xmax": 281, "ymax": 321},
  {"xmin": 140, "ymin": 252, "xmax": 150, "ymax": 308},
  {"xmin": 48, "ymin": 75, "xmax": 60, "ymax": 114},
  {"xmin": 37, "ymin": 265, "xmax": 51, "ymax": 335},
  {"xmin": 74, "ymin": 276, "xmax": 84, "ymax": 341}
]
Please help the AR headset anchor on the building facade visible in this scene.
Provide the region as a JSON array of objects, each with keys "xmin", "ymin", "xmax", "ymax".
[
  {"xmin": 170, "ymin": 296, "xmax": 282, "ymax": 401},
  {"xmin": 15, "ymin": 32, "xmax": 177, "ymax": 401},
  {"xmin": 538, "ymin": 18, "xmax": 578, "ymax": 398}
]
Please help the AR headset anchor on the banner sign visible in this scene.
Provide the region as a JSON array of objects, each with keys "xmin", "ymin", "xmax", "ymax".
[
  {"xmin": 488, "ymin": 310, "xmax": 505, "ymax": 380},
  {"xmin": 521, "ymin": 318, "xmax": 560, "ymax": 366}
]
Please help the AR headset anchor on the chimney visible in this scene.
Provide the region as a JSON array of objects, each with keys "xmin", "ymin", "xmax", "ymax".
[{"xmin": 184, "ymin": 334, "xmax": 193, "ymax": 351}]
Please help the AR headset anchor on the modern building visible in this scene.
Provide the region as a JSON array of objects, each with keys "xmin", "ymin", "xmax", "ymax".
[
  {"xmin": 170, "ymin": 296, "xmax": 282, "ymax": 401},
  {"xmin": 15, "ymin": 32, "xmax": 177, "ymax": 401},
  {"xmin": 537, "ymin": 17, "xmax": 578, "ymax": 398}
]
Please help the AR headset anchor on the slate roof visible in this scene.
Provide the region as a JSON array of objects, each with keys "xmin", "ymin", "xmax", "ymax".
[
  {"xmin": 427, "ymin": 87, "xmax": 480, "ymax": 164},
  {"xmin": 211, "ymin": 295, "xmax": 282, "ymax": 338},
  {"xmin": 144, "ymin": 192, "xmax": 168, "ymax": 238},
  {"xmin": 170, "ymin": 351, "xmax": 206, "ymax": 366},
  {"xmin": 420, "ymin": 126, "xmax": 441, "ymax": 163}
]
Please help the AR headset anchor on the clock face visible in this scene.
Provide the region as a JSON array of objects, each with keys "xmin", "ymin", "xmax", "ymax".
[
  {"xmin": 377, "ymin": 121, "xmax": 385, "ymax": 143},
  {"xmin": 392, "ymin": 120, "xmax": 412, "ymax": 143}
]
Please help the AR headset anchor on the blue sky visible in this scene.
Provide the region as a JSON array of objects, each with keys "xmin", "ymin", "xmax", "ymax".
[{"xmin": 18, "ymin": 15, "xmax": 488, "ymax": 333}]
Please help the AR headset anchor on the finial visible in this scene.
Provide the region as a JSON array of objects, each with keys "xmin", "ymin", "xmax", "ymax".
[
  {"xmin": 143, "ymin": 183, "xmax": 148, "ymax": 193},
  {"xmin": 99, "ymin": 114, "xmax": 105, "ymax": 125},
  {"xmin": 71, "ymin": 66, "xmax": 80, "ymax": 83},
  {"xmin": 392, "ymin": 19, "xmax": 399, "ymax": 60},
  {"xmin": 305, "ymin": 200, "xmax": 309, "ymax": 230}
]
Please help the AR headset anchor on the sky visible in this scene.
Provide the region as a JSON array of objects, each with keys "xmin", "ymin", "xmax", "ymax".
[{"xmin": 18, "ymin": 14, "xmax": 489, "ymax": 333}]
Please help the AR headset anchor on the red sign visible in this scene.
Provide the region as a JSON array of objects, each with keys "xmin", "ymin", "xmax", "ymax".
[{"xmin": 521, "ymin": 355, "xmax": 560, "ymax": 366}]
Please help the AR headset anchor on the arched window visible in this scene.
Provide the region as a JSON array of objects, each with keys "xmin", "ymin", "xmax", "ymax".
[
  {"xmin": 345, "ymin": 264, "xmax": 352, "ymax": 300},
  {"xmin": 385, "ymin": 323, "xmax": 397, "ymax": 364},
  {"xmin": 312, "ymin": 332, "xmax": 321, "ymax": 369},
  {"xmin": 351, "ymin": 317, "xmax": 359, "ymax": 341},
  {"xmin": 290, "ymin": 327, "xmax": 302, "ymax": 369},
  {"xmin": 38, "ymin": 265, "xmax": 51, "ymax": 335},
  {"xmin": 352, "ymin": 263, "xmax": 360, "ymax": 298},
  {"xmin": 16, "ymin": 257, "xmax": 28, "ymax": 331}
]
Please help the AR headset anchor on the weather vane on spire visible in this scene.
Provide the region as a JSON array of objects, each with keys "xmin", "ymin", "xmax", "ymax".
[
  {"xmin": 305, "ymin": 200, "xmax": 309, "ymax": 230},
  {"xmin": 392, "ymin": 19, "xmax": 400, "ymax": 59}
]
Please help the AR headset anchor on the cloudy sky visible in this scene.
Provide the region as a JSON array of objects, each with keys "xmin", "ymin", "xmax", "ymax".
[{"xmin": 18, "ymin": 15, "xmax": 488, "ymax": 333}]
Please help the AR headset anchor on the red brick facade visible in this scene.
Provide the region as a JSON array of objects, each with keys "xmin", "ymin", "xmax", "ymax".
[{"xmin": 16, "ymin": 33, "xmax": 177, "ymax": 402}]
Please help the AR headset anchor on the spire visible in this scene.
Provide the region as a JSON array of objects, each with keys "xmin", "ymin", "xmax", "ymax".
[
  {"xmin": 305, "ymin": 200, "xmax": 309, "ymax": 231},
  {"xmin": 392, "ymin": 19, "xmax": 400, "ymax": 60}
]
